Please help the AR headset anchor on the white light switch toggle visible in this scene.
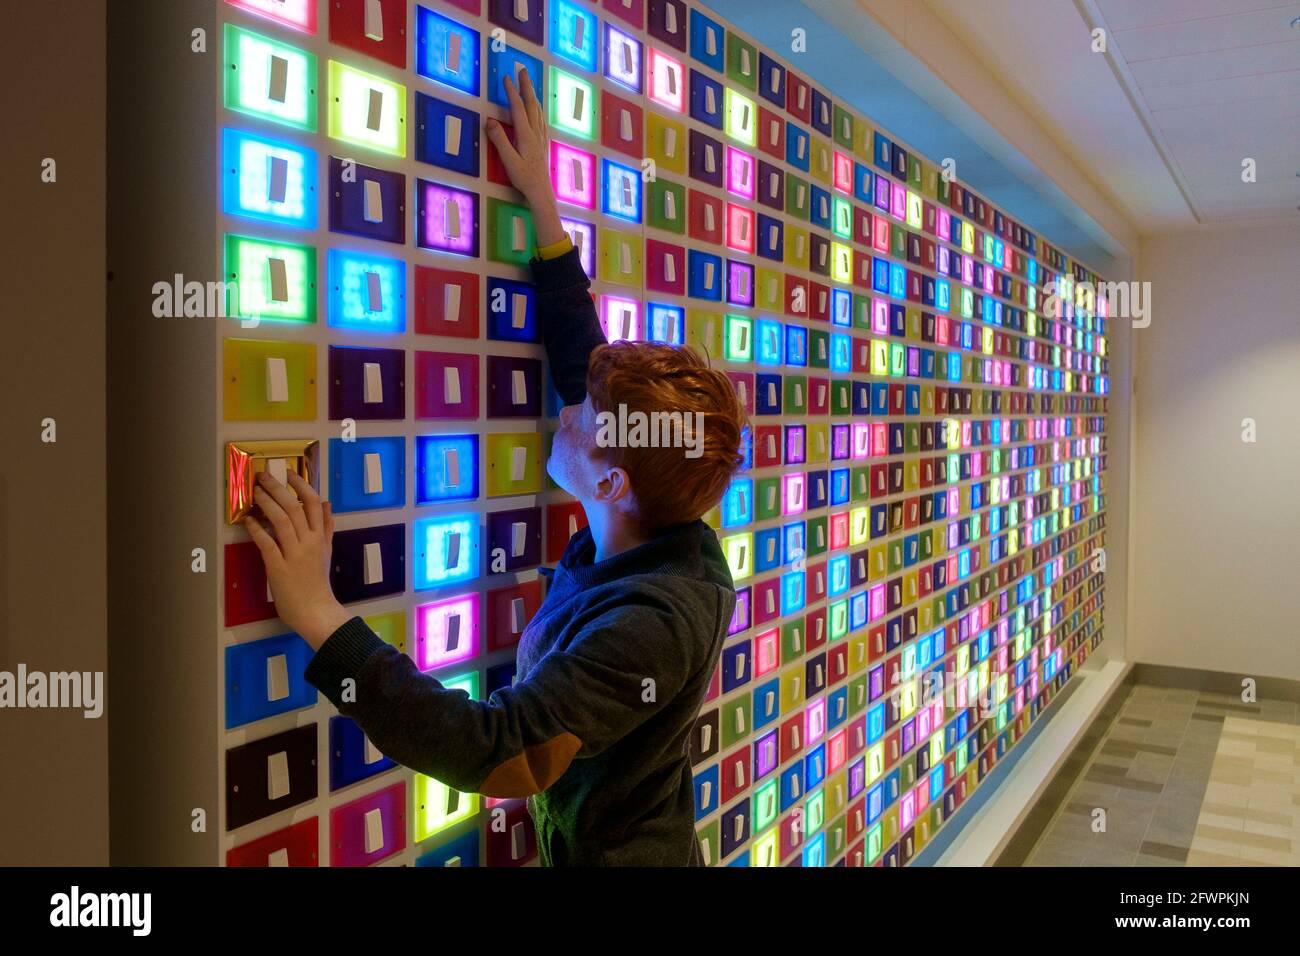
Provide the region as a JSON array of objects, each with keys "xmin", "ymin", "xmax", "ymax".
[
  {"xmin": 443, "ymin": 447, "xmax": 460, "ymax": 486},
  {"xmin": 446, "ymin": 31, "xmax": 461, "ymax": 72},
  {"xmin": 265, "ymin": 357, "xmax": 289, "ymax": 403},
  {"xmin": 267, "ymin": 256, "xmax": 289, "ymax": 303},
  {"xmin": 363, "ymin": 452, "xmax": 383, "ymax": 494},
  {"xmin": 267, "ymin": 155, "xmax": 288, "ymax": 204},
  {"xmin": 510, "ymin": 596, "xmax": 525, "ymax": 633},
  {"xmin": 511, "ymin": 521, "xmax": 527, "ymax": 557},
  {"xmin": 267, "ymin": 457, "xmax": 288, "ymax": 485},
  {"xmin": 267, "ymin": 848, "xmax": 289, "ymax": 867},
  {"xmin": 364, "ymin": 0, "xmax": 384, "ymax": 40},
  {"xmin": 511, "ymin": 215, "xmax": 526, "ymax": 252},
  {"xmin": 266, "ymin": 654, "xmax": 289, "ymax": 702},
  {"xmin": 571, "ymin": 86, "xmax": 584, "ymax": 121},
  {"xmin": 511, "ymin": 292, "xmax": 527, "ymax": 328},
  {"xmin": 511, "ymin": 445, "xmax": 527, "ymax": 482},
  {"xmin": 511, "ymin": 369, "xmax": 527, "ymax": 405},
  {"xmin": 444, "ymin": 530, "xmax": 460, "ymax": 567},
  {"xmin": 444, "ymin": 114, "xmax": 462, "ymax": 155},
  {"xmin": 444, "ymin": 198, "xmax": 461, "ymax": 238},
  {"xmin": 364, "ymin": 541, "xmax": 383, "ymax": 584},
  {"xmin": 363, "ymin": 362, "xmax": 383, "ymax": 404},
  {"xmin": 267, "ymin": 751, "xmax": 290, "ymax": 801},
  {"xmin": 443, "ymin": 366, "xmax": 461, "ymax": 404},
  {"xmin": 363, "ymin": 735, "xmax": 383, "ymax": 765},
  {"xmin": 366, "ymin": 88, "xmax": 384, "ymax": 132},
  {"xmin": 268, "ymin": 55, "xmax": 289, "ymax": 103},
  {"xmin": 513, "ymin": 0, "xmax": 529, "ymax": 23},
  {"xmin": 364, "ymin": 808, "xmax": 385, "ymax": 853},
  {"xmin": 443, "ymin": 283, "xmax": 461, "ymax": 322},
  {"xmin": 665, "ymin": 4, "xmax": 678, "ymax": 32},
  {"xmin": 619, "ymin": 109, "xmax": 633, "ymax": 142},
  {"xmin": 364, "ymin": 270, "xmax": 383, "ymax": 312}
]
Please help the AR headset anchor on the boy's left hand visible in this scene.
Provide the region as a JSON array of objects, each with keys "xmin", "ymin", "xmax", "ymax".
[{"xmin": 244, "ymin": 471, "xmax": 352, "ymax": 651}]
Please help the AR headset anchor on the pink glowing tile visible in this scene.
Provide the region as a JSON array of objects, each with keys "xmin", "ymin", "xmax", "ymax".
[
  {"xmin": 415, "ymin": 592, "xmax": 479, "ymax": 670},
  {"xmin": 725, "ymin": 146, "xmax": 755, "ymax": 200},
  {"xmin": 551, "ymin": 140, "xmax": 596, "ymax": 209},
  {"xmin": 599, "ymin": 295, "xmax": 641, "ymax": 342}
]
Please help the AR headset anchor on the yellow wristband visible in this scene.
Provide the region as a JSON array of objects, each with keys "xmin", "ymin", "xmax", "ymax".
[{"xmin": 535, "ymin": 235, "xmax": 574, "ymax": 260}]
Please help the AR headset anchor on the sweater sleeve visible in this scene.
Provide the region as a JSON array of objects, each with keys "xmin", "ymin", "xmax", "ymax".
[
  {"xmin": 528, "ymin": 244, "xmax": 607, "ymax": 407},
  {"xmin": 303, "ymin": 604, "xmax": 696, "ymax": 798}
]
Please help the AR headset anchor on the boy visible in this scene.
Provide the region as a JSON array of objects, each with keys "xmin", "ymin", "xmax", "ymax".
[{"xmin": 245, "ymin": 71, "xmax": 748, "ymax": 865}]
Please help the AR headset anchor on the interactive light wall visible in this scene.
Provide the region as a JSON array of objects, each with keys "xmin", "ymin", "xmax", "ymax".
[{"xmin": 216, "ymin": 0, "xmax": 1109, "ymax": 867}]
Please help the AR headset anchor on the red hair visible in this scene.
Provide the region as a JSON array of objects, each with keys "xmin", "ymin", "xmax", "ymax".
[{"xmin": 585, "ymin": 342, "xmax": 748, "ymax": 533}]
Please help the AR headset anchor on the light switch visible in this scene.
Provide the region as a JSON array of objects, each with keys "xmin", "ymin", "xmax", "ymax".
[
  {"xmin": 364, "ymin": 807, "xmax": 385, "ymax": 853},
  {"xmin": 734, "ymin": 709, "xmax": 745, "ymax": 734},
  {"xmin": 443, "ymin": 366, "xmax": 462, "ymax": 403},
  {"xmin": 266, "ymin": 654, "xmax": 289, "ymax": 703},
  {"xmin": 363, "ymin": 179, "xmax": 384, "ymax": 224},
  {"xmin": 267, "ymin": 751, "xmax": 290, "ymax": 801},
  {"xmin": 364, "ymin": 452, "xmax": 383, "ymax": 494},
  {"xmin": 663, "ymin": 125, "xmax": 677, "ymax": 157},
  {"xmin": 511, "ymin": 821, "xmax": 527, "ymax": 859},
  {"xmin": 513, "ymin": 0, "xmax": 529, "ymax": 23},
  {"xmin": 365, "ymin": 0, "xmax": 384, "ymax": 40},
  {"xmin": 443, "ymin": 283, "xmax": 461, "ymax": 323},
  {"xmin": 511, "ymin": 292, "xmax": 528, "ymax": 329},
  {"xmin": 445, "ymin": 530, "xmax": 461, "ymax": 567},
  {"xmin": 767, "ymin": 382, "xmax": 777, "ymax": 405},
  {"xmin": 619, "ymin": 109, "xmax": 633, "ymax": 142},
  {"xmin": 510, "ymin": 445, "xmax": 527, "ymax": 481},
  {"xmin": 567, "ymin": 514, "xmax": 578, "ymax": 536},
  {"xmin": 703, "ymin": 144, "xmax": 716, "ymax": 174},
  {"xmin": 267, "ymin": 848, "xmax": 290, "ymax": 867},
  {"xmin": 733, "ymin": 763, "xmax": 744, "ymax": 788},
  {"xmin": 267, "ymin": 155, "xmax": 288, "ymax": 204},
  {"xmin": 365, "ymin": 269, "xmax": 383, "ymax": 311},
  {"xmin": 444, "ymin": 114, "xmax": 463, "ymax": 155},
  {"xmin": 444, "ymin": 198, "xmax": 461, "ymax": 238},
  {"xmin": 736, "ymin": 380, "xmax": 747, "ymax": 404},
  {"xmin": 362, "ymin": 362, "xmax": 383, "ymax": 404},
  {"xmin": 510, "ymin": 596, "xmax": 525, "ymax": 633},
  {"xmin": 268, "ymin": 54, "xmax": 288, "ymax": 103},
  {"xmin": 267, "ymin": 257, "xmax": 289, "ymax": 303},
  {"xmin": 511, "ymin": 215, "xmax": 527, "ymax": 252},
  {"xmin": 664, "ymin": 254, "xmax": 676, "ymax": 283},
  {"xmin": 571, "ymin": 86, "xmax": 584, "ymax": 121},
  {"xmin": 363, "ymin": 541, "xmax": 384, "ymax": 584},
  {"xmin": 571, "ymin": 157, "xmax": 584, "ymax": 191},
  {"xmin": 445, "ymin": 31, "xmax": 461, "ymax": 73},
  {"xmin": 444, "ymin": 611, "xmax": 461, "ymax": 651},
  {"xmin": 701, "ymin": 780, "xmax": 712, "ymax": 804},
  {"xmin": 511, "ymin": 369, "xmax": 528, "ymax": 405},
  {"xmin": 701, "ymin": 724, "xmax": 712, "ymax": 750},
  {"xmin": 510, "ymin": 521, "xmax": 527, "ymax": 557},
  {"xmin": 443, "ymin": 447, "xmax": 460, "ymax": 485},
  {"xmin": 268, "ymin": 457, "xmax": 289, "ymax": 485},
  {"xmin": 663, "ymin": 190, "xmax": 677, "ymax": 220},
  {"xmin": 665, "ymin": 4, "xmax": 678, "ymax": 33},
  {"xmin": 706, "ymin": 29, "xmax": 717, "ymax": 57},
  {"xmin": 363, "ymin": 735, "xmax": 383, "ymax": 765},
  {"xmin": 619, "ymin": 242, "xmax": 631, "ymax": 274},
  {"xmin": 703, "ymin": 204, "xmax": 716, "ymax": 232},
  {"xmin": 705, "ymin": 86, "xmax": 716, "ymax": 116},
  {"xmin": 366, "ymin": 88, "xmax": 384, "ymax": 132},
  {"xmin": 265, "ymin": 357, "xmax": 289, "ymax": 403}
]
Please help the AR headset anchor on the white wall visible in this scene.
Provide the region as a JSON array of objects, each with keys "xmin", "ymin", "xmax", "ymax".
[{"xmin": 1132, "ymin": 222, "xmax": 1300, "ymax": 682}]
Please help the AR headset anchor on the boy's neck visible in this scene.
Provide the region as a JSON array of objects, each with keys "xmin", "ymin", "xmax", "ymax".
[{"xmin": 585, "ymin": 508, "xmax": 652, "ymax": 564}]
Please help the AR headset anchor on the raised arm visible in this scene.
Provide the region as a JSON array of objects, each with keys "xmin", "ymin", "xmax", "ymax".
[{"xmin": 485, "ymin": 70, "xmax": 606, "ymax": 407}]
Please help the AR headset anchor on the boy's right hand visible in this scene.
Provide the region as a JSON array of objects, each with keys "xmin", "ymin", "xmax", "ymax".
[{"xmin": 485, "ymin": 70, "xmax": 555, "ymax": 212}]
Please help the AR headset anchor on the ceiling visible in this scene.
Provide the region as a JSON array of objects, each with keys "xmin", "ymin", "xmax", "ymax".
[{"xmin": 923, "ymin": 0, "xmax": 1300, "ymax": 231}]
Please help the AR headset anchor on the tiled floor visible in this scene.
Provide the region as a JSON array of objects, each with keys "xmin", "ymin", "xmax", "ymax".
[{"xmin": 1025, "ymin": 683, "xmax": 1300, "ymax": 866}]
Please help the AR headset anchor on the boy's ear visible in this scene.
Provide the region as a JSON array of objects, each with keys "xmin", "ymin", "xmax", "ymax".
[{"xmin": 596, "ymin": 465, "xmax": 634, "ymax": 506}]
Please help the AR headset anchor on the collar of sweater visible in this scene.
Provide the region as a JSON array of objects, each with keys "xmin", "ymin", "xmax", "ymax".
[{"xmin": 556, "ymin": 519, "xmax": 709, "ymax": 591}]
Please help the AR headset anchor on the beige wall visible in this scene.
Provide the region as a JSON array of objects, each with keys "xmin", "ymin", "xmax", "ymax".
[
  {"xmin": 0, "ymin": 1, "xmax": 108, "ymax": 864},
  {"xmin": 1132, "ymin": 222, "xmax": 1300, "ymax": 682}
]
